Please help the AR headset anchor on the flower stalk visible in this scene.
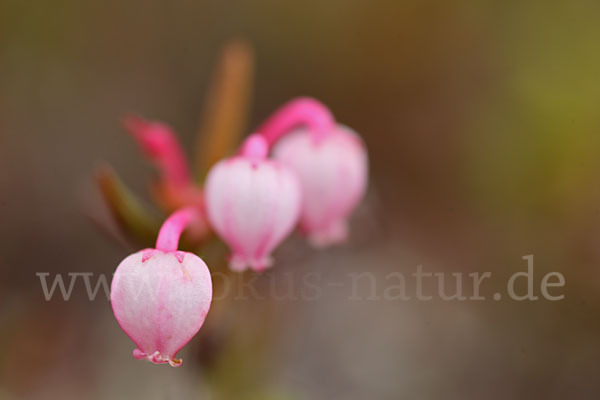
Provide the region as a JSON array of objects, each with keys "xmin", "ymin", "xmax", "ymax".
[
  {"xmin": 155, "ymin": 206, "xmax": 202, "ymax": 252},
  {"xmin": 257, "ymin": 97, "xmax": 336, "ymax": 145}
]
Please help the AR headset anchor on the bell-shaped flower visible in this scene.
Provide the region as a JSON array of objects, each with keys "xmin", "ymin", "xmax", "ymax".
[
  {"xmin": 204, "ymin": 134, "xmax": 301, "ymax": 272},
  {"xmin": 257, "ymin": 97, "xmax": 368, "ymax": 247},
  {"xmin": 272, "ymin": 125, "xmax": 368, "ymax": 246},
  {"xmin": 110, "ymin": 207, "xmax": 212, "ymax": 367}
]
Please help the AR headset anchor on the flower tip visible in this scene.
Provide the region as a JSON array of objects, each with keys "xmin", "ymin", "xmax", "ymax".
[
  {"xmin": 240, "ymin": 134, "xmax": 268, "ymax": 159},
  {"xmin": 168, "ymin": 358, "xmax": 183, "ymax": 368},
  {"xmin": 306, "ymin": 220, "xmax": 349, "ymax": 248},
  {"xmin": 132, "ymin": 348, "xmax": 145, "ymax": 360},
  {"xmin": 133, "ymin": 349, "xmax": 183, "ymax": 367},
  {"xmin": 228, "ymin": 254, "xmax": 273, "ymax": 273},
  {"xmin": 123, "ymin": 115, "xmax": 173, "ymax": 156},
  {"xmin": 252, "ymin": 255, "xmax": 274, "ymax": 272},
  {"xmin": 229, "ymin": 256, "xmax": 250, "ymax": 272}
]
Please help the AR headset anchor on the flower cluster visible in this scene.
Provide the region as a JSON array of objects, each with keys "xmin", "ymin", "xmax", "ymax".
[{"xmin": 107, "ymin": 97, "xmax": 368, "ymax": 366}]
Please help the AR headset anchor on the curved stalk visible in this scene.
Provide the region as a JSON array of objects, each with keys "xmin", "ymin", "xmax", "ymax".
[
  {"xmin": 256, "ymin": 97, "xmax": 336, "ymax": 145},
  {"xmin": 155, "ymin": 206, "xmax": 201, "ymax": 252}
]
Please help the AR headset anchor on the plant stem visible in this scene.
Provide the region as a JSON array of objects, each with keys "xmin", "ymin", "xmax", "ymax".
[
  {"xmin": 257, "ymin": 97, "xmax": 336, "ymax": 145},
  {"xmin": 155, "ymin": 206, "xmax": 201, "ymax": 251}
]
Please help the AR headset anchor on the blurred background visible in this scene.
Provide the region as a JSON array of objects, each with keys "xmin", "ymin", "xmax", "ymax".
[{"xmin": 2, "ymin": 0, "xmax": 600, "ymax": 398}]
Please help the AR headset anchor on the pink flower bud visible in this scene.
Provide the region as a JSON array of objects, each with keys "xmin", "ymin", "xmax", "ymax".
[
  {"xmin": 272, "ymin": 125, "xmax": 368, "ymax": 247},
  {"xmin": 204, "ymin": 135, "xmax": 301, "ymax": 272},
  {"xmin": 124, "ymin": 115, "xmax": 192, "ymax": 189},
  {"xmin": 110, "ymin": 208, "xmax": 212, "ymax": 367}
]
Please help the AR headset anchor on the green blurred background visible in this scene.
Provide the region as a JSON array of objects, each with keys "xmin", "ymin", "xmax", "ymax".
[{"xmin": 1, "ymin": 0, "xmax": 600, "ymax": 399}]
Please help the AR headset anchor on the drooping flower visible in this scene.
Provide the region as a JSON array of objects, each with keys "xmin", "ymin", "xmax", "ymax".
[
  {"xmin": 273, "ymin": 125, "xmax": 368, "ymax": 246},
  {"xmin": 204, "ymin": 134, "xmax": 301, "ymax": 272},
  {"xmin": 258, "ymin": 97, "xmax": 368, "ymax": 247},
  {"xmin": 110, "ymin": 207, "xmax": 212, "ymax": 367}
]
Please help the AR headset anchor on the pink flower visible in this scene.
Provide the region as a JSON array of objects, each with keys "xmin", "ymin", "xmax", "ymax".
[
  {"xmin": 110, "ymin": 207, "xmax": 212, "ymax": 367},
  {"xmin": 204, "ymin": 135, "xmax": 301, "ymax": 272},
  {"xmin": 256, "ymin": 97, "xmax": 368, "ymax": 247},
  {"xmin": 272, "ymin": 125, "xmax": 368, "ymax": 247}
]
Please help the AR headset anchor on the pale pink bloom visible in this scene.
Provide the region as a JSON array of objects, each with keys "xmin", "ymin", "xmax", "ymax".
[
  {"xmin": 204, "ymin": 135, "xmax": 301, "ymax": 272},
  {"xmin": 256, "ymin": 97, "xmax": 368, "ymax": 246},
  {"xmin": 272, "ymin": 125, "xmax": 368, "ymax": 247},
  {"xmin": 110, "ymin": 207, "xmax": 212, "ymax": 367}
]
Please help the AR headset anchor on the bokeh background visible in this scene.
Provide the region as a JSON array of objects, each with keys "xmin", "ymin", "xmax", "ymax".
[{"xmin": 2, "ymin": 0, "xmax": 600, "ymax": 399}]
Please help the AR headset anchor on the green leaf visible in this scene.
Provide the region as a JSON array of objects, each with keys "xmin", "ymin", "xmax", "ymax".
[{"xmin": 95, "ymin": 165, "xmax": 161, "ymax": 246}]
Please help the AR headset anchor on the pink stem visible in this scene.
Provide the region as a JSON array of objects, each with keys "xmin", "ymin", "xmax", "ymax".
[
  {"xmin": 257, "ymin": 97, "xmax": 336, "ymax": 145},
  {"xmin": 124, "ymin": 115, "xmax": 192, "ymax": 188},
  {"xmin": 155, "ymin": 207, "xmax": 200, "ymax": 252}
]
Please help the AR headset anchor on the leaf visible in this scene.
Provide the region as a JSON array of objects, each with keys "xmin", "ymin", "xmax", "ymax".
[
  {"xmin": 195, "ymin": 39, "xmax": 255, "ymax": 179},
  {"xmin": 95, "ymin": 165, "xmax": 161, "ymax": 246}
]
